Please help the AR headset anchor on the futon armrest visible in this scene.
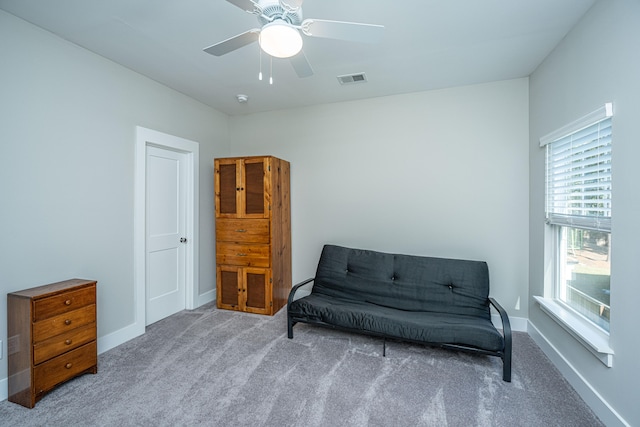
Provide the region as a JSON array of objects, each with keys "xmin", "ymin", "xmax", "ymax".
[
  {"xmin": 489, "ymin": 297, "xmax": 511, "ymax": 337},
  {"xmin": 287, "ymin": 278, "xmax": 315, "ymax": 306},
  {"xmin": 489, "ymin": 297, "xmax": 512, "ymax": 382}
]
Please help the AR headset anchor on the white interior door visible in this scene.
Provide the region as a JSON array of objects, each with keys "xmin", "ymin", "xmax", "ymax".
[{"xmin": 146, "ymin": 146, "xmax": 187, "ymax": 325}]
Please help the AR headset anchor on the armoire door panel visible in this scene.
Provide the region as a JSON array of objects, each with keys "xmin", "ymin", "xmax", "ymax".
[
  {"xmin": 246, "ymin": 273, "xmax": 266, "ymax": 309},
  {"xmin": 244, "ymin": 268, "xmax": 270, "ymax": 314},
  {"xmin": 216, "ymin": 161, "xmax": 238, "ymax": 216},
  {"xmin": 243, "ymin": 159, "xmax": 267, "ymax": 217},
  {"xmin": 218, "ymin": 267, "xmax": 240, "ymax": 308}
]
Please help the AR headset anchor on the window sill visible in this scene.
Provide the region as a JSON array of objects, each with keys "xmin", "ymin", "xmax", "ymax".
[{"xmin": 534, "ymin": 296, "xmax": 613, "ymax": 367}]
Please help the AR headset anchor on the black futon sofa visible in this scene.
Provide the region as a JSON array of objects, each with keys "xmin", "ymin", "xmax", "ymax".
[{"xmin": 287, "ymin": 245, "xmax": 512, "ymax": 382}]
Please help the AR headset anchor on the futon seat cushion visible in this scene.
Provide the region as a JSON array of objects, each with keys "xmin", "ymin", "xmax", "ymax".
[{"xmin": 289, "ymin": 293, "xmax": 504, "ymax": 352}]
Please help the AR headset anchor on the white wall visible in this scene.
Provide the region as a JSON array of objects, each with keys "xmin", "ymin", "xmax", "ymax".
[
  {"xmin": 229, "ymin": 79, "xmax": 530, "ymax": 322},
  {"xmin": 529, "ymin": 0, "xmax": 640, "ymax": 425},
  {"xmin": 0, "ymin": 11, "xmax": 229, "ymax": 384}
]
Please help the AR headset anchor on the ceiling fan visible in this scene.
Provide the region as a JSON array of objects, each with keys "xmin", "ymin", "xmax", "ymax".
[{"xmin": 203, "ymin": 0, "xmax": 384, "ymax": 78}]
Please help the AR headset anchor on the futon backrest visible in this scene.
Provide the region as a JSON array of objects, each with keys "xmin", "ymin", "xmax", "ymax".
[{"xmin": 313, "ymin": 244, "xmax": 491, "ymax": 319}]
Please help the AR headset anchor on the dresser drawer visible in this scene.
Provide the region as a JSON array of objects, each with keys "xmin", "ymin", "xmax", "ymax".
[
  {"xmin": 33, "ymin": 323, "xmax": 97, "ymax": 365},
  {"xmin": 216, "ymin": 219, "xmax": 270, "ymax": 243},
  {"xmin": 217, "ymin": 243, "xmax": 270, "ymax": 267},
  {"xmin": 33, "ymin": 304, "xmax": 96, "ymax": 343},
  {"xmin": 34, "ymin": 341, "xmax": 97, "ymax": 394},
  {"xmin": 33, "ymin": 286, "xmax": 95, "ymax": 322}
]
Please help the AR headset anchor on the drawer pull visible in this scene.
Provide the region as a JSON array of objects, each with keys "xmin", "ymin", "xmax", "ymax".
[
  {"xmin": 65, "ymin": 363, "xmax": 73, "ymax": 369},
  {"xmin": 64, "ymin": 319, "xmax": 72, "ymax": 326},
  {"xmin": 235, "ymin": 229, "xmax": 247, "ymax": 233},
  {"xmin": 65, "ymin": 339, "xmax": 72, "ymax": 345},
  {"xmin": 237, "ymin": 253, "xmax": 247, "ymax": 257},
  {"xmin": 64, "ymin": 299, "xmax": 72, "ymax": 306}
]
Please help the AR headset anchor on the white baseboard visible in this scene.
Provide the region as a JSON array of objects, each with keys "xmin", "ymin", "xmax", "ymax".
[
  {"xmin": 97, "ymin": 321, "xmax": 145, "ymax": 355},
  {"xmin": 492, "ymin": 314, "xmax": 528, "ymax": 332},
  {"xmin": 527, "ymin": 321, "xmax": 630, "ymax": 427},
  {"xmin": 0, "ymin": 377, "xmax": 7, "ymax": 402},
  {"xmin": 196, "ymin": 289, "xmax": 215, "ymax": 308}
]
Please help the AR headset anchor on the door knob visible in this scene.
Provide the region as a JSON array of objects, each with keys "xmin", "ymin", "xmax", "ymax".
[{"xmin": 180, "ymin": 237, "xmax": 187, "ymax": 243}]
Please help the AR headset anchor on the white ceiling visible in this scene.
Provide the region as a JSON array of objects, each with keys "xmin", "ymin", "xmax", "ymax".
[{"xmin": 1, "ymin": 0, "xmax": 596, "ymax": 116}]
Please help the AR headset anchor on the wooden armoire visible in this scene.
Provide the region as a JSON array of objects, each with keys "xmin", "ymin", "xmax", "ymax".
[{"xmin": 214, "ymin": 156, "xmax": 291, "ymax": 315}]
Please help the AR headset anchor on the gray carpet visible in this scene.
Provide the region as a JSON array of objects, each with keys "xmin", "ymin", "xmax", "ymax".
[{"xmin": 0, "ymin": 302, "xmax": 604, "ymax": 426}]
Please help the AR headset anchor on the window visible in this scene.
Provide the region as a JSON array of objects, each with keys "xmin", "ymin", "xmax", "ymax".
[
  {"xmin": 541, "ymin": 103, "xmax": 613, "ymax": 333},
  {"xmin": 557, "ymin": 226, "xmax": 610, "ymax": 330}
]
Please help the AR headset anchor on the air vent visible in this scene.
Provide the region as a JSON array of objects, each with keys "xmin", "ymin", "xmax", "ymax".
[{"xmin": 337, "ymin": 73, "xmax": 368, "ymax": 85}]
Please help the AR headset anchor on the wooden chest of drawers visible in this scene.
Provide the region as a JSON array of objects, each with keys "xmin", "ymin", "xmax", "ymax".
[{"xmin": 7, "ymin": 279, "xmax": 98, "ymax": 408}]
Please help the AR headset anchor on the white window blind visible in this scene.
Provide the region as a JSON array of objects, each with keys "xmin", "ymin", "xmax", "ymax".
[{"xmin": 542, "ymin": 104, "xmax": 613, "ymax": 232}]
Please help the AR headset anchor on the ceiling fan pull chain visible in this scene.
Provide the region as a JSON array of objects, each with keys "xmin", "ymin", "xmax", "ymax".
[
  {"xmin": 258, "ymin": 44, "xmax": 263, "ymax": 81},
  {"xmin": 270, "ymin": 56, "xmax": 273, "ymax": 85}
]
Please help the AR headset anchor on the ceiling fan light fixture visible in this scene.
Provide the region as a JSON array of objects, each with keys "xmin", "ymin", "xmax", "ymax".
[{"xmin": 259, "ymin": 20, "xmax": 303, "ymax": 58}]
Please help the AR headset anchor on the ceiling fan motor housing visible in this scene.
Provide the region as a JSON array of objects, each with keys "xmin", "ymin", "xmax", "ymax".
[{"xmin": 258, "ymin": 0, "xmax": 303, "ymax": 26}]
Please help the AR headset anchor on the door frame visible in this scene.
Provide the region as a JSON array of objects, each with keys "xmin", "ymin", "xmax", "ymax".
[{"xmin": 134, "ymin": 126, "xmax": 199, "ymax": 334}]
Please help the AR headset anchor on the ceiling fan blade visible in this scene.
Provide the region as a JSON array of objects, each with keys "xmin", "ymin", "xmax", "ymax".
[
  {"xmin": 281, "ymin": 0, "xmax": 304, "ymax": 8},
  {"xmin": 301, "ymin": 19, "xmax": 384, "ymax": 43},
  {"xmin": 289, "ymin": 50, "xmax": 314, "ymax": 78},
  {"xmin": 225, "ymin": 0, "xmax": 260, "ymax": 13},
  {"xmin": 203, "ymin": 29, "xmax": 260, "ymax": 56}
]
